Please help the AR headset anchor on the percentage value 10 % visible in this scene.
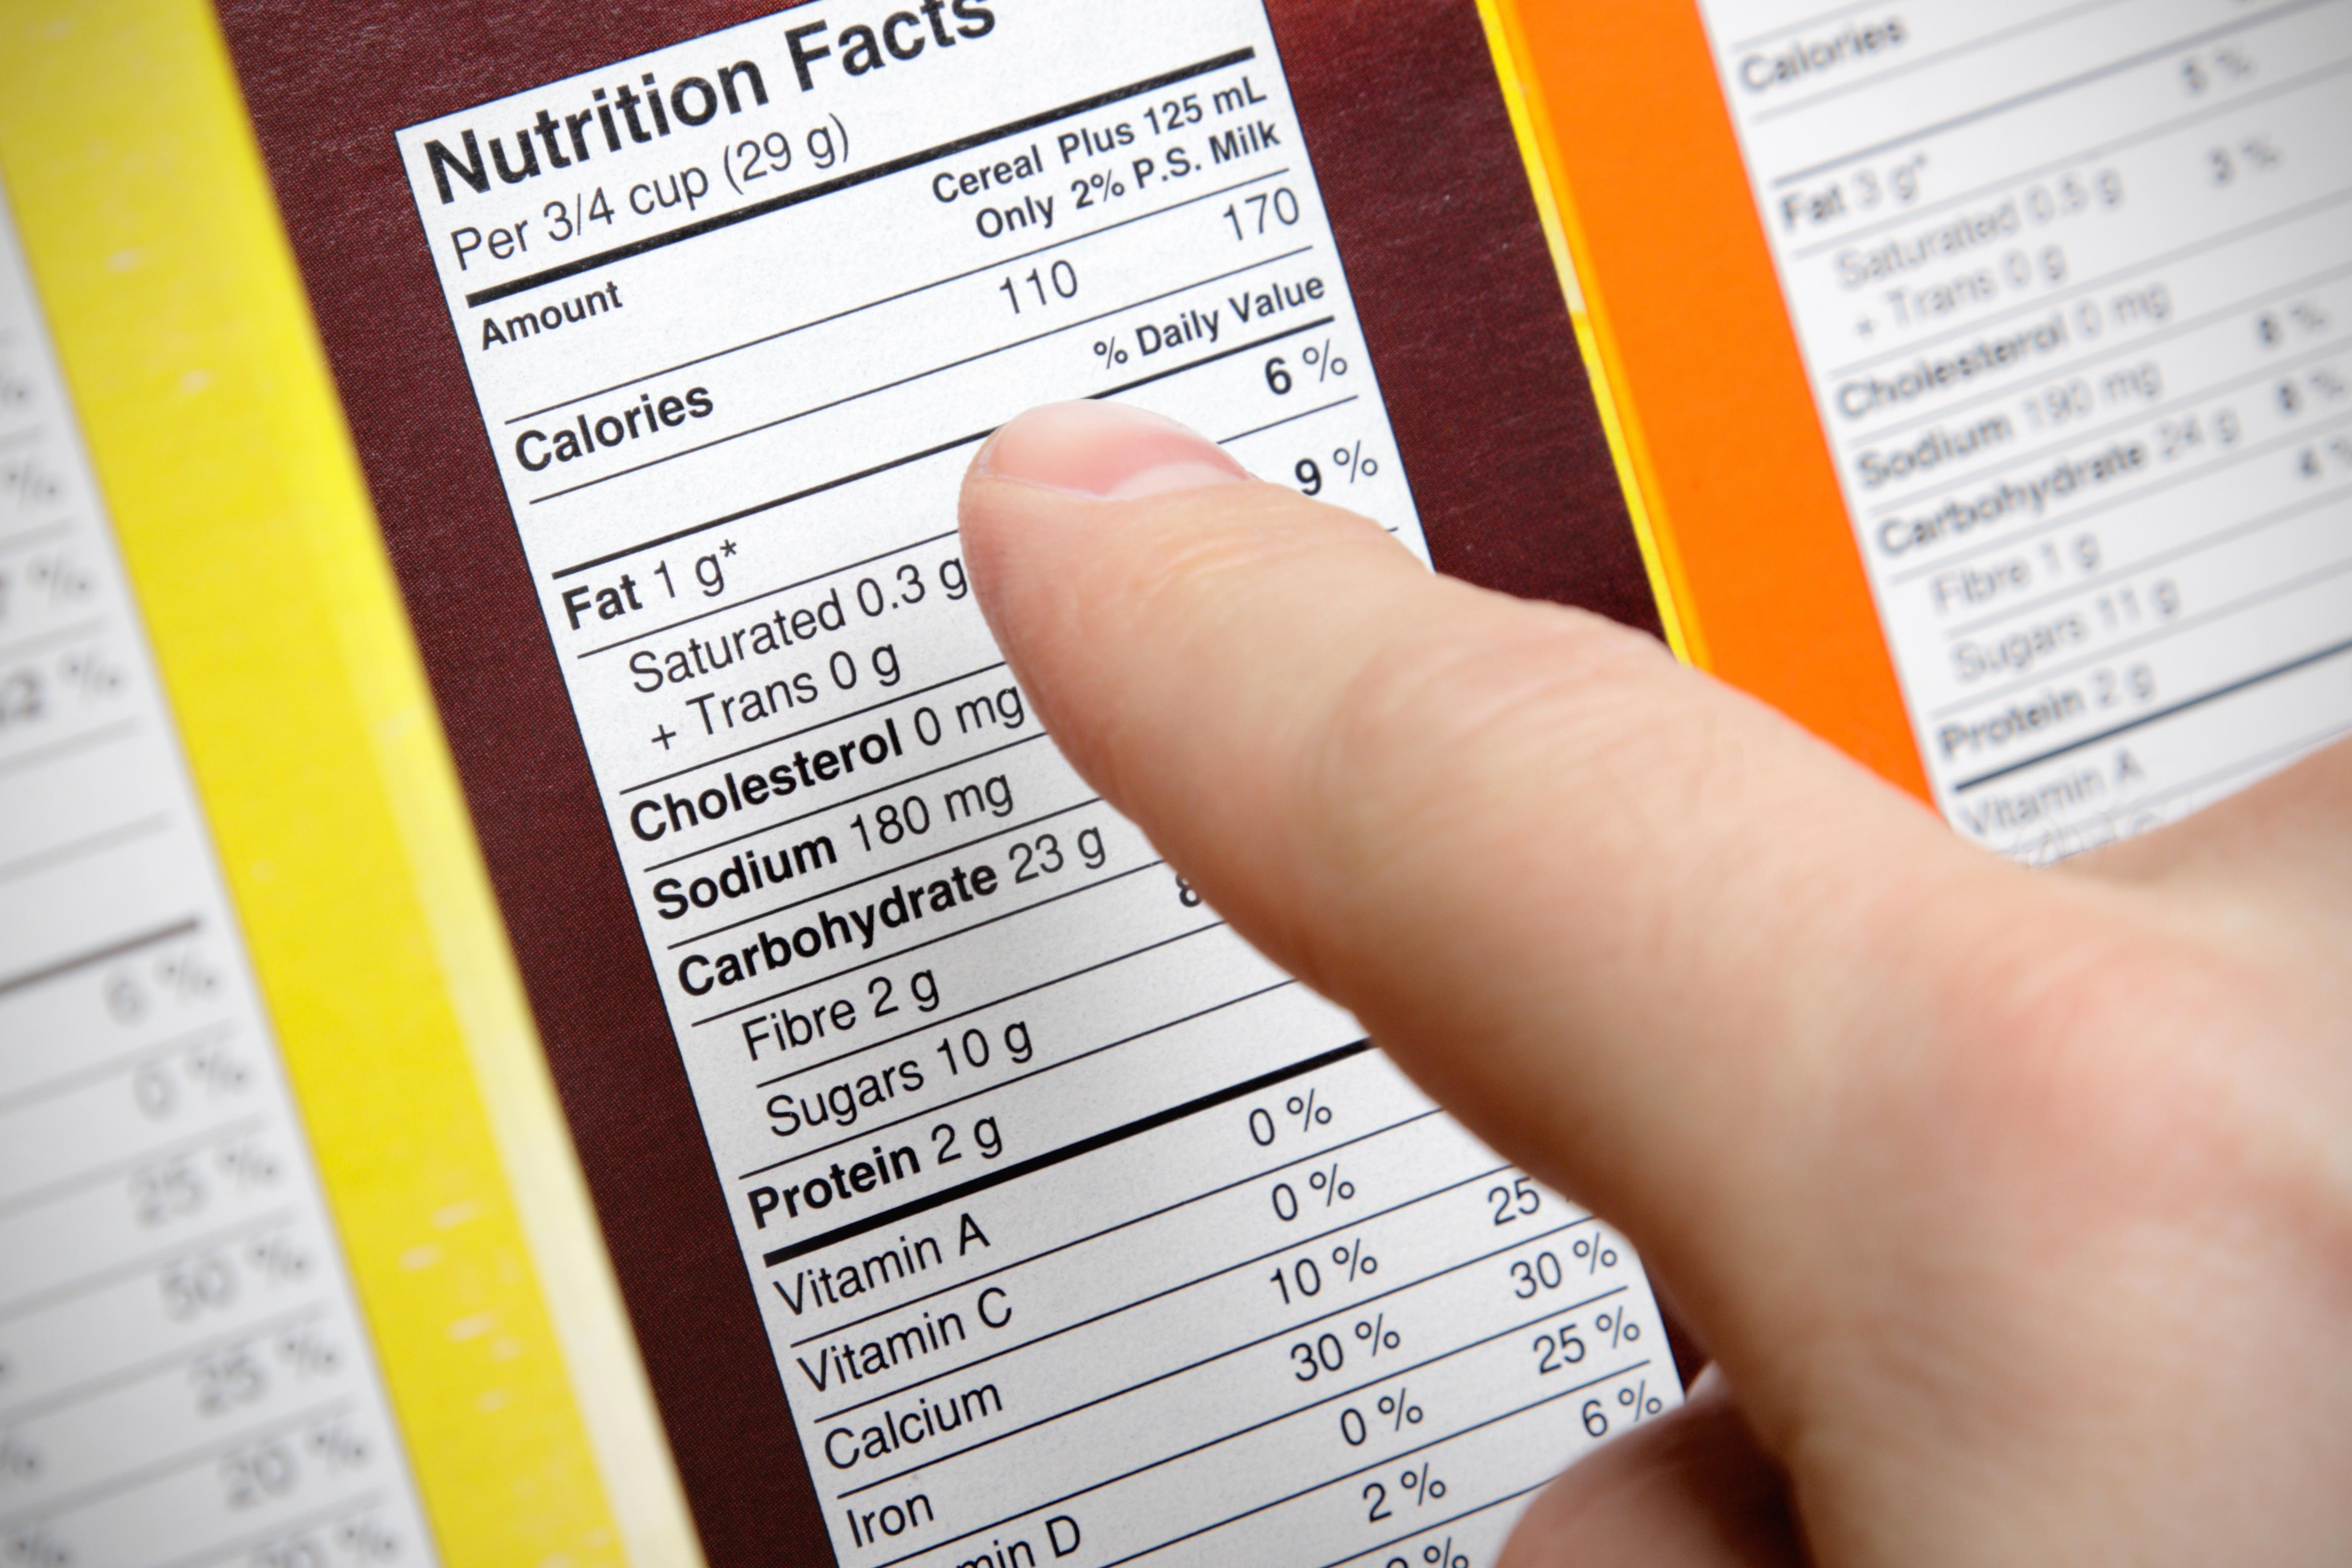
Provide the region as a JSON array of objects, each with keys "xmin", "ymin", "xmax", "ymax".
[{"xmin": 1270, "ymin": 1236, "xmax": 1376, "ymax": 1303}]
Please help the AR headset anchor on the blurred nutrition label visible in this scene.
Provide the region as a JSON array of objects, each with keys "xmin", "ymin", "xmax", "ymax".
[
  {"xmin": 1701, "ymin": 0, "xmax": 2352, "ymax": 859},
  {"xmin": 0, "ymin": 190, "xmax": 431, "ymax": 1566},
  {"xmin": 395, "ymin": 2, "xmax": 1675, "ymax": 1564}
]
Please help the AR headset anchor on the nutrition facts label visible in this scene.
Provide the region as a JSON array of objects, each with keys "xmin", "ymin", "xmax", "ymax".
[
  {"xmin": 1699, "ymin": 0, "xmax": 2352, "ymax": 859},
  {"xmin": 0, "ymin": 193, "xmax": 428, "ymax": 1566},
  {"xmin": 395, "ymin": 3, "xmax": 1673, "ymax": 1564}
]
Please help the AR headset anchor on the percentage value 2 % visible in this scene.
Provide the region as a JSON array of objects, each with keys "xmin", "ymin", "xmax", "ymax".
[
  {"xmin": 1354, "ymin": 1312, "xmax": 1401, "ymax": 1356},
  {"xmin": 1397, "ymin": 1461, "xmax": 1446, "ymax": 1507},
  {"xmin": 1092, "ymin": 337, "xmax": 1129, "ymax": 369},
  {"xmin": 1340, "ymin": 1385, "xmax": 1424, "ymax": 1446},
  {"xmin": 1081, "ymin": 170, "xmax": 1128, "ymax": 201}
]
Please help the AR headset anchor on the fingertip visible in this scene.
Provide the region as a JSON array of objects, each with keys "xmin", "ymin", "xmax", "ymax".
[{"xmin": 969, "ymin": 400, "xmax": 1250, "ymax": 501}]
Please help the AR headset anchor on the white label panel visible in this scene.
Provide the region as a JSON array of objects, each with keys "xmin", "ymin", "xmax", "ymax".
[
  {"xmin": 0, "ymin": 185, "xmax": 432, "ymax": 1568},
  {"xmin": 1696, "ymin": 0, "xmax": 2352, "ymax": 859},
  {"xmin": 392, "ymin": 4, "xmax": 1677, "ymax": 1564}
]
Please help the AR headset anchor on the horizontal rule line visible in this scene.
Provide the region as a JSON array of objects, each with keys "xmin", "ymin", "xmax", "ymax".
[
  {"xmin": 759, "ymin": 1038, "xmax": 1371, "ymax": 1266},
  {"xmin": 545, "ymin": 313, "xmax": 1337, "ymax": 580},
  {"xmin": 0, "ymin": 917, "xmax": 198, "ymax": 999},
  {"xmin": 461, "ymin": 47, "xmax": 1257, "ymax": 306},
  {"xmin": 1951, "ymin": 631, "xmax": 2352, "ymax": 792}
]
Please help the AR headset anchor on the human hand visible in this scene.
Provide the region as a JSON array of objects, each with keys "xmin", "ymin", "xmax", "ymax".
[{"xmin": 955, "ymin": 401, "xmax": 2352, "ymax": 1567}]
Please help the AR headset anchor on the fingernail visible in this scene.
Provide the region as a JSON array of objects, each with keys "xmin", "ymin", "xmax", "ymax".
[{"xmin": 973, "ymin": 400, "xmax": 1251, "ymax": 500}]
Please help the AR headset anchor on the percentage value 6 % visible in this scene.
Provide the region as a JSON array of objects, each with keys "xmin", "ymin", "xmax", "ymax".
[{"xmin": 1618, "ymin": 1377, "xmax": 1664, "ymax": 1420}]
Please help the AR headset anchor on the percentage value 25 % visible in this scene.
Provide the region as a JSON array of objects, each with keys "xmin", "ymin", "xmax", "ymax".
[{"xmin": 1530, "ymin": 1304, "xmax": 1640, "ymax": 1376}]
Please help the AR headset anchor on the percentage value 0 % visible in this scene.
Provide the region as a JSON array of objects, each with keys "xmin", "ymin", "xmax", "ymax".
[
  {"xmin": 1245, "ymin": 1087, "xmax": 1333, "ymax": 1148},
  {"xmin": 1385, "ymin": 1539, "xmax": 1470, "ymax": 1568},
  {"xmin": 1340, "ymin": 1385, "xmax": 1424, "ymax": 1446},
  {"xmin": 1309, "ymin": 1163, "xmax": 1355, "ymax": 1206}
]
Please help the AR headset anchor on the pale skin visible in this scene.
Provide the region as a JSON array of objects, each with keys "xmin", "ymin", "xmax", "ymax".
[{"xmin": 955, "ymin": 401, "xmax": 2352, "ymax": 1567}]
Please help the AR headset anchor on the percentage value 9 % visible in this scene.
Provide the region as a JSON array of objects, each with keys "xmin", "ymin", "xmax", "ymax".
[
  {"xmin": 1296, "ymin": 441, "xmax": 1379, "ymax": 496},
  {"xmin": 1340, "ymin": 1385, "xmax": 1425, "ymax": 1446},
  {"xmin": 1384, "ymin": 1538, "xmax": 1469, "ymax": 1568}
]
